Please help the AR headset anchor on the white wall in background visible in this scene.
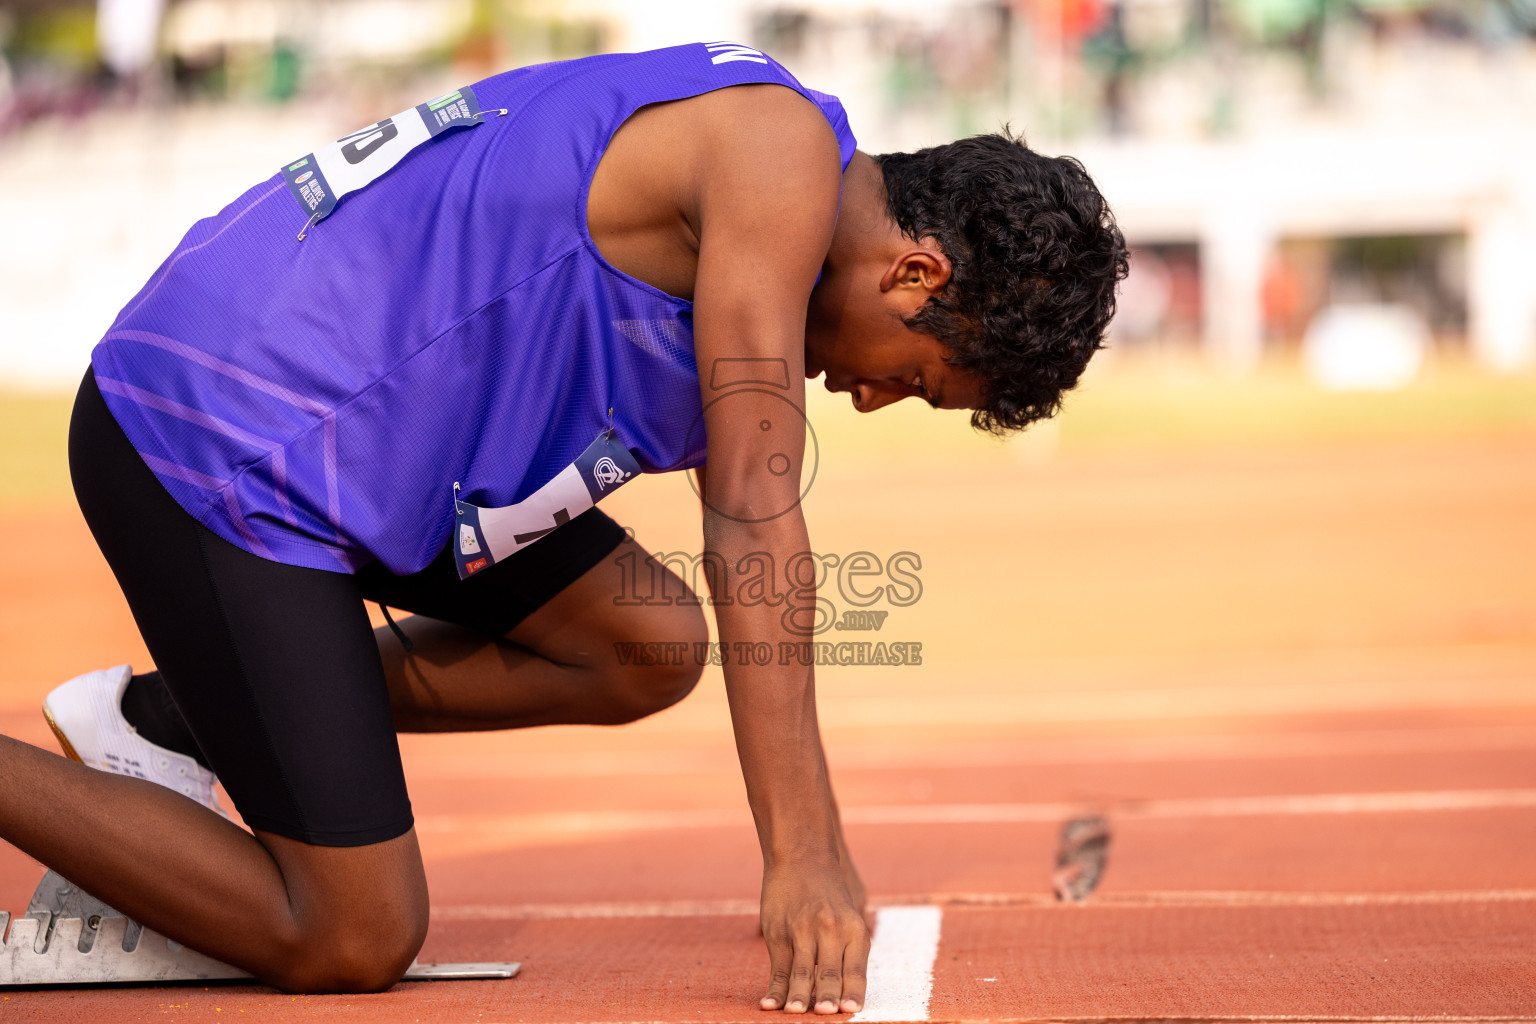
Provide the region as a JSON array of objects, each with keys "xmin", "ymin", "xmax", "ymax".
[{"xmin": 0, "ymin": 107, "xmax": 338, "ymax": 388}]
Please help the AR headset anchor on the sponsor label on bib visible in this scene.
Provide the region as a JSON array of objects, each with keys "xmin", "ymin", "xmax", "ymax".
[
  {"xmin": 451, "ymin": 429, "xmax": 641, "ymax": 580},
  {"xmin": 281, "ymin": 86, "xmax": 486, "ymax": 227}
]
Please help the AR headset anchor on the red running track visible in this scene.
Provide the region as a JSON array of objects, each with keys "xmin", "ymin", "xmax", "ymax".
[{"xmin": 2, "ymin": 426, "xmax": 1535, "ymax": 1021}]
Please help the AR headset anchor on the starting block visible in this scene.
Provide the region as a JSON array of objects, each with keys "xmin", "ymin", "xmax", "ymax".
[{"xmin": 1, "ymin": 870, "xmax": 518, "ymax": 986}]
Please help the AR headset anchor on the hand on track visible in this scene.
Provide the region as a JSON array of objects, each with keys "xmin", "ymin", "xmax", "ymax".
[
  {"xmin": 838, "ymin": 838, "xmax": 868, "ymax": 921},
  {"xmin": 757, "ymin": 837, "xmax": 868, "ymax": 935},
  {"xmin": 758, "ymin": 862, "xmax": 870, "ymax": 1014}
]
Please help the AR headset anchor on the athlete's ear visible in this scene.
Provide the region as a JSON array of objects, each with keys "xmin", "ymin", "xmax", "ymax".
[{"xmin": 879, "ymin": 235, "xmax": 951, "ymax": 297}]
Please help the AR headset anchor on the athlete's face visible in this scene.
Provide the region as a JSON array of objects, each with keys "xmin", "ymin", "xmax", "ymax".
[{"xmin": 805, "ymin": 238, "xmax": 984, "ymax": 414}]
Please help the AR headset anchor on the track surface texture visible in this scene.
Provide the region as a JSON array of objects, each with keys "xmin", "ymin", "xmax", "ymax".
[{"xmin": 2, "ymin": 364, "xmax": 1535, "ymax": 1021}]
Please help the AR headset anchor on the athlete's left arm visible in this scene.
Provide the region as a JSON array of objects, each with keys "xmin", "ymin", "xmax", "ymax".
[{"xmin": 689, "ymin": 85, "xmax": 870, "ymax": 1016}]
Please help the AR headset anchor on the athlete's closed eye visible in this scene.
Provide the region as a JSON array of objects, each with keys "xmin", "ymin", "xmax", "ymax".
[{"xmin": 912, "ymin": 374, "xmax": 940, "ymax": 409}]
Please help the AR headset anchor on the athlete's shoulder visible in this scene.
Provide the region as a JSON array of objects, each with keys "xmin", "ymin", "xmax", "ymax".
[
  {"xmin": 689, "ymin": 77, "xmax": 838, "ymax": 126},
  {"xmin": 690, "ymin": 83, "xmax": 843, "ymax": 182},
  {"xmin": 690, "ymin": 83, "xmax": 842, "ymax": 281},
  {"xmin": 599, "ymin": 72, "xmax": 843, "ymax": 211}
]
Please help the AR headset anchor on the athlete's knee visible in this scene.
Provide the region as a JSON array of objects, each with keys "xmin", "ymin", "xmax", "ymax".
[
  {"xmin": 607, "ymin": 599, "xmax": 707, "ymax": 722},
  {"xmin": 258, "ymin": 838, "xmax": 430, "ymax": 994},
  {"xmin": 618, "ymin": 648, "xmax": 704, "ymax": 721},
  {"xmin": 267, "ymin": 897, "xmax": 427, "ymax": 993},
  {"xmin": 310, "ymin": 927, "xmax": 424, "ymax": 994}
]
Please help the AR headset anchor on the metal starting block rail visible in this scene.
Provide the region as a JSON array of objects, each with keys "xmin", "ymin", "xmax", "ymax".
[{"xmin": 1, "ymin": 871, "xmax": 518, "ymax": 987}]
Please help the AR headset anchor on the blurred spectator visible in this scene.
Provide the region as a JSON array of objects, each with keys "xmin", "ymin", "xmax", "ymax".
[
  {"xmin": 97, "ymin": 0, "xmax": 164, "ymax": 79},
  {"xmin": 0, "ymin": 0, "xmax": 1529, "ymax": 373},
  {"xmin": 1113, "ymin": 247, "xmax": 1174, "ymax": 343},
  {"xmin": 0, "ymin": 0, "xmax": 1530, "ymax": 141},
  {"xmin": 0, "ymin": 40, "xmax": 13, "ymax": 130},
  {"xmin": 1109, "ymin": 244, "xmax": 1202, "ymax": 347}
]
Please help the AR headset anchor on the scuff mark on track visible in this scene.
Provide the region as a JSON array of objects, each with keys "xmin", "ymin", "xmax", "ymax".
[{"xmin": 1053, "ymin": 815, "xmax": 1111, "ymax": 902}]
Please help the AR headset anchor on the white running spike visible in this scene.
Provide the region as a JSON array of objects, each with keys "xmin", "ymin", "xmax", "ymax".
[{"xmin": 42, "ymin": 665, "xmax": 230, "ymax": 818}]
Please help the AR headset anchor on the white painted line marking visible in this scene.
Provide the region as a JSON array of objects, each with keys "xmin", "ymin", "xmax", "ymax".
[
  {"xmin": 428, "ymin": 888, "xmax": 1536, "ymax": 921},
  {"xmin": 400, "ymin": 725, "xmax": 1536, "ymax": 780},
  {"xmin": 851, "ymin": 905, "xmax": 942, "ymax": 1023},
  {"xmin": 845, "ymin": 788, "xmax": 1536, "ymax": 824},
  {"xmin": 415, "ymin": 788, "xmax": 1536, "ymax": 840}
]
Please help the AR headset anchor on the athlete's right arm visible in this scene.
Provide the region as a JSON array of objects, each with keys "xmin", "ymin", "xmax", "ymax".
[
  {"xmin": 694, "ymin": 463, "xmax": 871, "ymax": 923},
  {"xmin": 688, "ymin": 85, "xmax": 870, "ymax": 1016}
]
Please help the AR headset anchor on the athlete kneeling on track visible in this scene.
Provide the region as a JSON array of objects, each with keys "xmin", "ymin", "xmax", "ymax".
[{"xmin": 0, "ymin": 43, "xmax": 1126, "ymax": 1013}]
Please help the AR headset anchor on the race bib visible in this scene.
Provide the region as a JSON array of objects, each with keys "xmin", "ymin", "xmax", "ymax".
[
  {"xmin": 452, "ymin": 429, "xmax": 641, "ymax": 579},
  {"xmin": 282, "ymin": 86, "xmax": 489, "ymax": 235}
]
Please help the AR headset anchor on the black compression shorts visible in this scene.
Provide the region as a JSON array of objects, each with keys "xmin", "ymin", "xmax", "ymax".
[{"xmin": 70, "ymin": 370, "xmax": 627, "ymax": 846}]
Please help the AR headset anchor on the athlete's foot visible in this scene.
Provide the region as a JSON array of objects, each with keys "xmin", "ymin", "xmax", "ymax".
[{"xmin": 43, "ymin": 665, "xmax": 230, "ymax": 817}]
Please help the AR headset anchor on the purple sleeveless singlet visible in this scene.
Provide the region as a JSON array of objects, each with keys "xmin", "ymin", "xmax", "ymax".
[{"xmin": 89, "ymin": 43, "xmax": 857, "ymax": 575}]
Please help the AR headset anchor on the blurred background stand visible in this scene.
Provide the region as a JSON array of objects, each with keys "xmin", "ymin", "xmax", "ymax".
[{"xmin": 0, "ymin": 0, "xmax": 1534, "ymax": 384}]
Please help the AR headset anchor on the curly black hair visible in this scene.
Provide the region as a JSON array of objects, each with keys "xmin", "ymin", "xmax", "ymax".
[{"xmin": 875, "ymin": 130, "xmax": 1129, "ymax": 435}]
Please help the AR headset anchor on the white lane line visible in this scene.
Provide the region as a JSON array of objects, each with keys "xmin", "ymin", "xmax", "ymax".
[
  {"xmin": 400, "ymin": 727, "xmax": 1536, "ymax": 781},
  {"xmin": 428, "ymin": 889, "xmax": 1536, "ymax": 921},
  {"xmin": 417, "ymin": 807, "xmax": 745, "ymax": 835},
  {"xmin": 414, "ymin": 788, "xmax": 1536, "ymax": 839},
  {"xmin": 433, "ymin": 898, "xmax": 761, "ymax": 920},
  {"xmin": 845, "ymin": 788, "xmax": 1536, "ymax": 824},
  {"xmin": 850, "ymin": 905, "xmax": 943, "ymax": 1023},
  {"xmin": 891, "ymin": 788, "xmax": 1536, "ymax": 823}
]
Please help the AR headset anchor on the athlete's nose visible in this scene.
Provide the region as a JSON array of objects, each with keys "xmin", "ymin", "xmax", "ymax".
[{"xmin": 851, "ymin": 381, "xmax": 907, "ymax": 414}]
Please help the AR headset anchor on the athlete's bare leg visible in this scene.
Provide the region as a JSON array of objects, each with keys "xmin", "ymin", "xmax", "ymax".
[
  {"xmin": 379, "ymin": 537, "xmax": 710, "ymax": 732},
  {"xmin": 0, "ymin": 541, "xmax": 824, "ymax": 992},
  {"xmin": 0, "ymin": 543, "xmax": 701, "ymax": 992},
  {"xmin": 374, "ymin": 536, "xmax": 868, "ymax": 912},
  {"xmin": 0, "ymin": 735, "xmax": 427, "ymax": 992}
]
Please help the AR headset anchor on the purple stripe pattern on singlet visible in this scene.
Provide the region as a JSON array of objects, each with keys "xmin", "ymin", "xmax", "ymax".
[
  {"xmin": 136, "ymin": 453, "xmax": 226, "ymax": 492},
  {"xmin": 90, "ymin": 44, "xmax": 858, "ymax": 575},
  {"xmin": 95, "ymin": 376, "xmax": 280, "ymax": 450},
  {"xmin": 116, "ymin": 183, "xmax": 288, "ymax": 325}
]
